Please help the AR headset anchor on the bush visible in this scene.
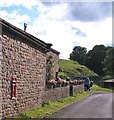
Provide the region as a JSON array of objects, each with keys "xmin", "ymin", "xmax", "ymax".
[{"xmin": 58, "ymin": 72, "xmax": 70, "ymax": 79}]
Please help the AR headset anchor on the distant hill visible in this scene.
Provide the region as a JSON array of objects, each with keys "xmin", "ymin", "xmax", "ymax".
[{"xmin": 58, "ymin": 59, "xmax": 98, "ymax": 79}]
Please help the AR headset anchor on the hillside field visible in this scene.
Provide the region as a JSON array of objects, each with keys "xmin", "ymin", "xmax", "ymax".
[{"xmin": 58, "ymin": 59, "xmax": 98, "ymax": 80}]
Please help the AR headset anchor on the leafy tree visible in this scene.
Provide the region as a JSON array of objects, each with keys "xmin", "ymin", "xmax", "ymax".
[
  {"xmin": 103, "ymin": 47, "xmax": 114, "ymax": 78},
  {"xmin": 70, "ymin": 44, "xmax": 113, "ymax": 77},
  {"xmin": 84, "ymin": 45, "xmax": 107, "ymax": 76},
  {"xmin": 70, "ymin": 46, "xmax": 87, "ymax": 65}
]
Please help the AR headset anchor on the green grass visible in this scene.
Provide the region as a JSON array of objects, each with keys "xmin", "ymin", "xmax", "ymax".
[
  {"xmin": 10, "ymin": 84, "xmax": 113, "ymax": 119},
  {"xmin": 15, "ymin": 92, "xmax": 90, "ymax": 118},
  {"xmin": 59, "ymin": 59, "xmax": 98, "ymax": 79},
  {"xmin": 91, "ymin": 84, "xmax": 112, "ymax": 92}
]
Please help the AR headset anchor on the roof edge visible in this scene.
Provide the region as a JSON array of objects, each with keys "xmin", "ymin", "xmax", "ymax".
[
  {"xmin": 0, "ymin": 18, "xmax": 50, "ymax": 51},
  {"xmin": 0, "ymin": 18, "xmax": 60, "ymax": 55},
  {"xmin": 50, "ymin": 48, "xmax": 60, "ymax": 55}
]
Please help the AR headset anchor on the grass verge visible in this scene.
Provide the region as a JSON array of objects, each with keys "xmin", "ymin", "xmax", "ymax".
[
  {"xmin": 8, "ymin": 84, "xmax": 113, "ymax": 119},
  {"xmin": 15, "ymin": 92, "xmax": 90, "ymax": 119},
  {"xmin": 91, "ymin": 84, "xmax": 112, "ymax": 92}
]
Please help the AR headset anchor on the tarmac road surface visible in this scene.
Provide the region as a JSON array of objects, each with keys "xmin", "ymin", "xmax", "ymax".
[{"xmin": 48, "ymin": 92, "xmax": 113, "ymax": 118}]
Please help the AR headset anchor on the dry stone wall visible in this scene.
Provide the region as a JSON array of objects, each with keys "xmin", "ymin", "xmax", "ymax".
[
  {"xmin": 42, "ymin": 86, "xmax": 69, "ymax": 102},
  {"xmin": 42, "ymin": 85, "xmax": 84, "ymax": 103},
  {"xmin": 73, "ymin": 85, "xmax": 84, "ymax": 93}
]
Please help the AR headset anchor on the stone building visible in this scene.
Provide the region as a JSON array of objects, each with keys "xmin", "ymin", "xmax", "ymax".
[
  {"xmin": 0, "ymin": 18, "xmax": 84, "ymax": 119},
  {"xmin": 0, "ymin": 18, "xmax": 60, "ymax": 118}
]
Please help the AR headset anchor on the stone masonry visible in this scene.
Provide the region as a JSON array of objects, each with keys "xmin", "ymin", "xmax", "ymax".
[
  {"xmin": 1, "ymin": 35, "xmax": 46, "ymax": 117},
  {"xmin": 46, "ymin": 49, "xmax": 59, "ymax": 80},
  {"xmin": 0, "ymin": 18, "xmax": 84, "ymax": 119},
  {"xmin": 42, "ymin": 85, "xmax": 84, "ymax": 103},
  {"xmin": 0, "ymin": 19, "xmax": 2, "ymax": 120},
  {"xmin": 0, "ymin": 18, "xmax": 60, "ymax": 118}
]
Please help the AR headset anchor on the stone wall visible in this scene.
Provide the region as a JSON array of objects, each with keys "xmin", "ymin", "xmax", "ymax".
[
  {"xmin": 0, "ymin": 36, "xmax": 3, "ymax": 119},
  {"xmin": 73, "ymin": 85, "xmax": 84, "ymax": 93},
  {"xmin": 42, "ymin": 84, "xmax": 84, "ymax": 103},
  {"xmin": 1, "ymin": 32, "xmax": 46, "ymax": 117},
  {"xmin": 46, "ymin": 50, "xmax": 59, "ymax": 79},
  {"xmin": 42, "ymin": 86, "xmax": 69, "ymax": 102},
  {"xmin": 0, "ymin": 20, "xmax": 84, "ymax": 119}
]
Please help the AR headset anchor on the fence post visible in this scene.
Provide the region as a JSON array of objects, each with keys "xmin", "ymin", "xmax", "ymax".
[{"xmin": 69, "ymin": 84, "xmax": 73, "ymax": 96}]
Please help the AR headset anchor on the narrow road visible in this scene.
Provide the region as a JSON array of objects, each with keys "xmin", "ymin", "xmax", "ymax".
[{"xmin": 48, "ymin": 92, "xmax": 113, "ymax": 118}]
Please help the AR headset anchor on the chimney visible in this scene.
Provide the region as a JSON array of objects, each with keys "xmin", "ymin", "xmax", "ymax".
[{"xmin": 24, "ymin": 23, "xmax": 27, "ymax": 32}]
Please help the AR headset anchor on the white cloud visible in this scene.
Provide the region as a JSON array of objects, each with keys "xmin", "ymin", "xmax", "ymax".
[
  {"xmin": 0, "ymin": 0, "xmax": 38, "ymax": 9},
  {"xmin": 46, "ymin": 3, "xmax": 68, "ymax": 20},
  {"xmin": 72, "ymin": 18, "xmax": 112, "ymax": 51},
  {"xmin": 0, "ymin": 2, "xmax": 112, "ymax": 59},
  {"xmin": 26, "ymin": 4, "xmax": 76, "ymax": 59},
  {"xmin": 0, "ymin": 10, "xmax": 30, "ymax": 29},
  {"xmin": 26, "ymin": 3, "xmax": 112, "ymax": 59},
  {"xmin": 28, "ymin": 18, "xmax": 75, "ymax": 59}
]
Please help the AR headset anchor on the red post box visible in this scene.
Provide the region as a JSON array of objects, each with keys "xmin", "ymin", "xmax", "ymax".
[{"xmin": 11, "ymin": 75, "xmax": 17, "ymax": 99}]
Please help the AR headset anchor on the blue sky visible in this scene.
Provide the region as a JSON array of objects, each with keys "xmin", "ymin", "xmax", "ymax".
[{"xmin": 0, "ymin": 0, "xmax": 112, "ymax": 59}]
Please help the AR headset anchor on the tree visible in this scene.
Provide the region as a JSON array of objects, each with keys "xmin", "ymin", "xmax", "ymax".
[
  {"xmin": 70, "ymin": 44, "xmax": 113, "ymax": 77},
  {"xmin": 70, "ymin": 46, "xmax": 87, "ymax": 65},
  {"xmin": 84, "ymin": 45, "xmax": 107, "ymax": 76},
  {"xmin": 103, "ymin": 47, "xmax": 114, "ymax": 78}
]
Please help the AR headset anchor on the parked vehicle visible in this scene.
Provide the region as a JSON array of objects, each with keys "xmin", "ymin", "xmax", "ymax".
[{"xmin": 73, "ymin": 77, "xmax": 93, "ymax": 91}]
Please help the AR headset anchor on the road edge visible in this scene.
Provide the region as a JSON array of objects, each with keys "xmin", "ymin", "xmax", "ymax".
[{"xmin": 47, "ymin": 90, "xmax": 112, "ymax": 117}]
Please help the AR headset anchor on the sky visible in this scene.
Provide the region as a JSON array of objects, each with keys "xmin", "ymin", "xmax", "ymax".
[{"xmin": 0, "ymin": 0, "xmax": 113, "ymax": 59}]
